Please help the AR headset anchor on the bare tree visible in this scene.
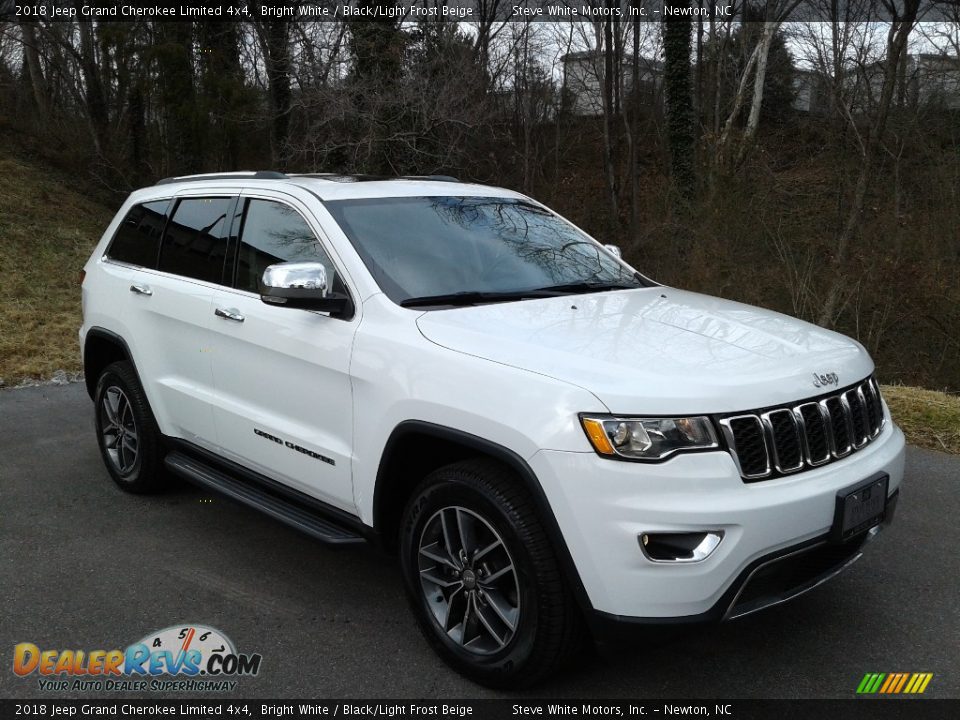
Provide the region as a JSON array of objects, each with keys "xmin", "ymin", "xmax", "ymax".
[
  {"xmin": 713, "ymin": 0, "xmax": 803, "ymax": 172},
  {"xmin": 17, "ymin": 21, "xmax": 49, "ymax": 116},
  {"xmin": 664, "ymin": 1, "xmax": 696, "ymax": 199},
  {"xmin": 818, "ymin": 0, "xmax": 923, "ymax": 326}
]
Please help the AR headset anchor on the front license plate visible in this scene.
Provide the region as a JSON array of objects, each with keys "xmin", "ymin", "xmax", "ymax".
[{"xmin": 832, "ymin": 473, "xmax": 888, "ymax": 542}]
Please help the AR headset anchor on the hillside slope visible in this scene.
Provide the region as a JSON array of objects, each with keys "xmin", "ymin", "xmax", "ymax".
[{"xmin": 0, "ymin": 151, "xmax": 115, "ymax": 384}]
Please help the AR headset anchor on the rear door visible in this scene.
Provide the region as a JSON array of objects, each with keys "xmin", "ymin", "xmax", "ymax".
[
  {"xmin": 127, "ymin": 193, "xmax": 236, "ymax": 448},
  {"xmin": 208, "ymin": 190, "xmax": 359, "ymax": 512},
  {"xmin": 94, "ymin": 199, "xmax": 171, "ymax": 361}
]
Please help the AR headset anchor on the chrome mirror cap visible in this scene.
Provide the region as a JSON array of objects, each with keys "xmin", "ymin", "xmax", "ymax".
[
  {"xmin": 258, "ymin": 261, "xmax": 352, "ymax": 318},
  {"xmin": 261, "ymin": 262, "xmax": 329, "ymax": 294}
]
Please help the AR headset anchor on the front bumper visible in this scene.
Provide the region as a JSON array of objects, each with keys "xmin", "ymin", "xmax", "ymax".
[
  {"xmin": 529, "ymin": 420, "xmax": 906, "ymax": 621},
  {"xmin": 587, "ymin": 502, "xmax": 896, "ymax": 648}
]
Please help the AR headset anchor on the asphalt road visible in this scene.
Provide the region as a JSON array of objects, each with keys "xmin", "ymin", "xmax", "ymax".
[{"xmin": 1, "ymin": 383, "xmax": 957, "ymax": 700}]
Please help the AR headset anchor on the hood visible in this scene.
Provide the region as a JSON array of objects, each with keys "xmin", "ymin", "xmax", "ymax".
[{"xmin": 415, "ymin": 287, "xmax": 873, "ymax": 415}]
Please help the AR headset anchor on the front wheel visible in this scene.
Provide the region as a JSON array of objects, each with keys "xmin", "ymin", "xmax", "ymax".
[{"xmin": 399, "ymin": 459, "xmax": 584, "ymax": 688}]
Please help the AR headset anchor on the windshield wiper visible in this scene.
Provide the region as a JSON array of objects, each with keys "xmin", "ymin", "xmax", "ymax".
[
  {"xmin": 400, "ymin": 280, "xmax": 646, "ymax": 308},
  {"xmin": 531, "ymin": 281, "xmax": 642, "ymax": 295},
  {"xmin": 399, "ymin": 289, "xmax": 560, "ymax": 308}
]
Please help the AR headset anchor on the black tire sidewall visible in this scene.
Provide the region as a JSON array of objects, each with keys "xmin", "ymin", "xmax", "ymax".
[
  {"xmin": 93, "ymin": 363, "xmax": 161, "ymax": 491},
  {"xmin": 400, "ymin": 473, "xmax": 543, "ymax": 683}
]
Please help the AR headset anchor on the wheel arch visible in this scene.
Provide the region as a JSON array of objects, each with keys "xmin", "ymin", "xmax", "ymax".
[
  {"xmin": 372, "ymin": 420, "xmax": 593, "ymax": 613},
  {"xmin": 83, "ymin": 328, "xmax": 137, "ymax": 400}
]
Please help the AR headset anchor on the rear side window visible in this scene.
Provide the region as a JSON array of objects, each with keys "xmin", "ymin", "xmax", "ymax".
[
  {"xmin": 158, "ymin": 197, "xmax": 233, "ymax": 284},
  {"xmin": 235, "ymin": 199, "xmax": 338, "ymax": 293},
  {"xmin": 106, "ymin": 200, "xmax": 168, "ymax": 267}
]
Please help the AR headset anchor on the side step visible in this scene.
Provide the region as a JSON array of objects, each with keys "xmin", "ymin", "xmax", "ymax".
[{"xmin": 165, "ymin": 451, "xmax": 365, "ymax": 545}]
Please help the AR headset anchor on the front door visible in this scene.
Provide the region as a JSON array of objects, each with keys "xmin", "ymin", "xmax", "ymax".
[{"xmin": 208, "ymin": 192, "xmax": 358, "ymax": 512}]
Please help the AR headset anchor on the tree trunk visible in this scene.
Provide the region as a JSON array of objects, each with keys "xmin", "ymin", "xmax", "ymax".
[
  {"xmin": 199, "ymin": 22, "xmax": 245, "ymax": 169},
  {"xmin": 19, "ymin": 21, "xmax": 49, "ymax": 117},
  {"xmin": 262, "ymin": 21, "xmax": 292, "ymax": 170},
  {"xmin": 127, "ymin": 84, "xmax": 148, "ymax": 185},
  {"xmin": 735, "ymin": 21, "xmax": 777, "ymax": 165},
  {"xmin": 156, "ymin": 22, "xmax": 198, "ymax": 175},
  {"xmin": 346, "ymin": 5, "xmax": 405, "ymax": 174},
  {"xmin": 77, "ymin": 19, "xmax": 111, "ymax": 156},
  {"xmin": 695, "ymin": 4, "xmax": 704, "ymax": 116},
  {"xmin": 474, "ymin": 0, "xmax": 504, "ymax": 92},
  {"xmin": 663, "ymin": 4, "xmax": 695, "ymax": 200},
  {"xmin": 601, "ymin": 9, "xmax": 620, "ymax": 225}
]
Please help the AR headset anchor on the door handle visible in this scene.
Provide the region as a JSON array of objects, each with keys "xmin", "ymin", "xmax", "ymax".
[
  {"xmin": 129, "ymin": 284, "xmax": 152, "ymax": 296},
  {"xmin": 215, "ymin": 307, "xmax": 245, "ymax": 323}
]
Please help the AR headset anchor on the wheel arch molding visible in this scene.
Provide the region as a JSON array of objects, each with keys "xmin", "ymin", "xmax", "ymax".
[
  {"xmin": 83, "ymin": 327, "xmax": 139, "ymax": 400},
  {"xmin": 372, "ymin": 420, "xmax": 594, "ymax": 615}
]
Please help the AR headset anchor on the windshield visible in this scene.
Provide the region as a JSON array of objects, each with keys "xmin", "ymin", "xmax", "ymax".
[{"xmin": 324, "ymin": 196, "xmax": 646, "ymax": 306}]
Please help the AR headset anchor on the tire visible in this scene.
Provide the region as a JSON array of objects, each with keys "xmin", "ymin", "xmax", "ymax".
[
  {"xmin": 399, "ymin": 458, "xmax": 584, "ymax": 688},
  {"xmin": 93, "ymin": 360, "xmax": 166, "ymax": 494}
]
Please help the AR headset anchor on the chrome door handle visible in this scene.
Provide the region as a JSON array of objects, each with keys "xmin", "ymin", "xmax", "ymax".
[
  {"xmin": 129, "ymin": 284, "xmax": 152, "ymax": 296},
  {"xmin": 214, "ymin": 307, "xmax": 245, "ymax": 323}
]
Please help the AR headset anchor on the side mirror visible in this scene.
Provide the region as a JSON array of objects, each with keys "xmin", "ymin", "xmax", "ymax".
[
  {"xmin": 604, "ymin": 244, "xmax": 622, "ymax": 258},
  {"xmin": 259, "ymin": 262, "xmax": 353, "ymax": 318}
]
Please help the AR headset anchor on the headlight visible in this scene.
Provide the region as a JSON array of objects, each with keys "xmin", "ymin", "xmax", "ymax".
[{"xmin": 580, "ymin": 415, "xmax": 719, "ymax": 461}]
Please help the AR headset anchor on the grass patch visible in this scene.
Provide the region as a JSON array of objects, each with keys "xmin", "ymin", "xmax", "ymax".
[
  {"xmin": 0, "ymin": 152, "xmax": 114, "ymax": 384},
  {"xmin": 882, "ymin": 385, "xmax": 960, "ymax": 455}
]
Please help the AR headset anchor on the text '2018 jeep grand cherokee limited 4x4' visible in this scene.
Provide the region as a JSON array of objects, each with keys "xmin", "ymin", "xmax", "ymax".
[{"xmin": 80, "ymin": 172, "xmax": 905, "ymax": 687}]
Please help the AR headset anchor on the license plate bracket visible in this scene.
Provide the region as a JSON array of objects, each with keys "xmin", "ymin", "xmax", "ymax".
[{"xmin": 832, "ymin": 473, "xmax": 888, "ymax": 543}]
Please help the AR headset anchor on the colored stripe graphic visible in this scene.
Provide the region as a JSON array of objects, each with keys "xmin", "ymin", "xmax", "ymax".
[{"xmin": 857, "ymin": 672, "xmax": 933, "ymax": 694}]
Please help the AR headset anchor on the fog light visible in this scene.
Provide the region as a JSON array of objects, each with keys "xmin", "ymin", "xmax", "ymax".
[{"xmin": 639, "ymin": 531, "xmax": 724, "ymax": 563}]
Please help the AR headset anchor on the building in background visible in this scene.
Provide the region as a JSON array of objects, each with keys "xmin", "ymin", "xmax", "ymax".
[
  {"xmin": 792, "ymin": 68, "xmax": 831, "ymax": 114},
  {"xmin": 910, "ymin": 53, "xmax": 960, "ymax": 109},
  {"xmin": 561, "ymin": 51, "xmax": 663, "ymax": 117}
]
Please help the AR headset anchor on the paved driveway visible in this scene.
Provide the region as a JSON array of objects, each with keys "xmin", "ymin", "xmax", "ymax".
[{"xmin": 1, "ymin": 384, "xmax": 957, "ymax": 698}]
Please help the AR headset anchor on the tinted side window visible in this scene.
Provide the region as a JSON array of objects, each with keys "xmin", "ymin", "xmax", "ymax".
[
  {"xmin": 106, "ymin": 200, "xmax": 168, "ymax": 267},
  {"xmin": 157, "ymin": 197, "xmax": 233, "ymax": 284},
  {"xmin": 236, "ymin": 199, "xmax": 337, "ymax": 293}
]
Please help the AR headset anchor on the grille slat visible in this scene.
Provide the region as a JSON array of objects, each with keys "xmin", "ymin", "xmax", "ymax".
[
  {"xmin": 722, "ymin": 378, "xmax": 885, "ymax": 482},
  {"xmin": 824, "ymin": 396, "xmax": 851, "ymax": 457},
  {"xmin": 727, "ymin": 416, "xmax": 769, "ymax": 478},
  {"xmin": 796, "ymin": 403, "xmax": 831, "ymax": 465},
  {"xmin": 864, "ymin": 380, "xmax": 884, "ymax": 437},
  {"xmin": 765, "ymin": 409, "xmax": 803, "ymax": 472},
  {"xmin": 844, "ymin": 388, "xmax": 869, "ymax": 448}
]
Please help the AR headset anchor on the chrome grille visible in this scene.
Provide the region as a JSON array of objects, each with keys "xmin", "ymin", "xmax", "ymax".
[{"xmin": 720, "ymin": 377, "xmax": 886, "ymax": 481}]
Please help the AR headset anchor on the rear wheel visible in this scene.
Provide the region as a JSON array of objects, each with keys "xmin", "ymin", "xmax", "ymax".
[
  {"xmin": 399, "ymin": 458, "xmax": 584, "ymax": 688},
  {"xmin": 94, "ymin": 361, "xmax": 166, "ymax": 493}
]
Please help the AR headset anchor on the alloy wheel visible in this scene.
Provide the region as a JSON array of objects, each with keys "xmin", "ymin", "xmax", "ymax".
[
  {"xmin": 417, "ymin": 506, "xmax": 521, "ymax": 655},
  {"xmin": 100, "ymin": 386, "xmax": 139, "ymax": 474}
]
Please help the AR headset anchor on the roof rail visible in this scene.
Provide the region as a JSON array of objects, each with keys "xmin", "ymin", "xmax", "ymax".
[
  {"xmin": 399, "ymin": 175, "xmax": 460, "ymax": 183},
  {"xmin": 289, "ymin": 173, "xmax": 461, "ymax": 184},
  {"xmin": 288, "ymin": 173, "xmax": 382, "ymax": 183},
  {"xmin": 155, "ymin": 171, "xmax": 287, "ymax": 186}
]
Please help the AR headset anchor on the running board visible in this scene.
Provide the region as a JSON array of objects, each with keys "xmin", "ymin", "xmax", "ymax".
[{"xmin": 165, "ymin": 451, "xmax": 366, "ymax": 545}]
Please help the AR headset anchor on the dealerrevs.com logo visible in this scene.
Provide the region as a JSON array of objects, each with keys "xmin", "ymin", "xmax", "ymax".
[{"xmin": 13, "ymin": 624, "xmax": 262, "ymax": 692}]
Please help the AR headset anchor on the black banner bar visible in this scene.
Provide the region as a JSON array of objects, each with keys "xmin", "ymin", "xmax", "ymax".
[
  {"xmin": 2, "ymin": 0, "xmax": 956, "ymax": 24},
  {"xmin": 1, "ymin": 700, "xmax": 958, "ymax": 720}
]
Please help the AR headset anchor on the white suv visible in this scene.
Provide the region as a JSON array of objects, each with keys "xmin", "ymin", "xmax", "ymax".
[{"xmin": 80, "ymin": 172, "xmax": 905, "ymax": 687}]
